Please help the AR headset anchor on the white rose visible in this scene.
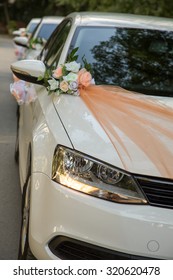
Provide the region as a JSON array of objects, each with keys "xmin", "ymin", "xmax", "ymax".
[
  {"xmin": 65, "ymin": 61, "xmax": 80, "ymax": 73},
  {"xmin": 48, "ymin": 79, "xmax": 59, "ymax": 91},
  {"xmin": 63, "ymin": 72, "xmax": 78, "ymax": 82}
]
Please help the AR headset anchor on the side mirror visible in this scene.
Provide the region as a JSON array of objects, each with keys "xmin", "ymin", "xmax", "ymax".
[
  {"xmin": 11, "ymin": 60, "xmax": 46, "ymax": 85},
  {"xmin": 14, "ymin": 36, "xmax": 29, "ymax": 48},
  {"xmin": 12, "ymin": 28, "xmax": 26, "ymax": 37},
  {"xmin": 12, "ymin": 30, "xmax": 21, "ymax": 37}
]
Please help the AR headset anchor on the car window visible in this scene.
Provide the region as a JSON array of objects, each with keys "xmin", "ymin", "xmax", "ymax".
[
  {"xmin": 27, "ymin": 22, "xmax": 39, "ymax": 34},
  {"xmin": 43, "ymin": 20, "xmax": 72, "ymax": 67},
  {"xmin": 70, "ymin": 27, "xmax": 173, "ymax": 97},
  {"xmin": 36, "ymin": 23, "xmax": 58, "ymax": 40}
]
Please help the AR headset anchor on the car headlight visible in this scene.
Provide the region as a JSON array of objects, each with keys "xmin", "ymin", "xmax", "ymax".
[{"xmin": 52, "ymin": 146, "xmax": 147, "ymax": 204}]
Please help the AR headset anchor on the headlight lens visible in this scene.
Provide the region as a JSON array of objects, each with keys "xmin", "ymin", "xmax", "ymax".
[{"xmin": 52, "ymin": 146, "xmax": 147, "ymax": 204}]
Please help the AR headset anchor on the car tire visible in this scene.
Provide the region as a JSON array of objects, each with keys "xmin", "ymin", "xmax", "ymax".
[
  {"xmin": 14, "ymin": 105, "xmax": 19, "ymax": 164},
  {"xmin": 18, "ymin": 175, "xmax": 36, "ymax": 260},
  {"xmin": 14, "ymin": 128, "xmax": 19, "ymax": 163}
]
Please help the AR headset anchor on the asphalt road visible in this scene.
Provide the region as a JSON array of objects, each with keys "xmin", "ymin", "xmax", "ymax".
[{"xmin": 0, "ymin": 35, "xmax": 21, "ymax": 259}]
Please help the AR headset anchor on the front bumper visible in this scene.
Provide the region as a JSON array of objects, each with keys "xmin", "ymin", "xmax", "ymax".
[{"xmin": 29, "ymin": 172, "xmax": 173, "ymax": 260}]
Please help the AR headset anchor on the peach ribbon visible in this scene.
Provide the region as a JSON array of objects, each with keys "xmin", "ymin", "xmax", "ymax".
[{"xmin": 80, "ymin": 85, "xmax": 173, "ymax": 179}]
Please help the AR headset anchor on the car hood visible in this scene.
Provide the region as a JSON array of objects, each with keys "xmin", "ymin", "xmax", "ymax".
[{"xmin": 53, "ymin": 88, "xmax": 173, "ymax": 179}]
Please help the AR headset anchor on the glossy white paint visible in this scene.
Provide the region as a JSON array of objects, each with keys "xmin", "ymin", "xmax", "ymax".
[
  {"xmin": 11, "ymin": 12, "xmax": 173, "ymax": 260},
  {"xmin": 18, "ymin": 104, "xmax": 33, "ymax": 186},
  {"xmin": 24, "ymin": 16, "xmax": 63, "ymax": 60},
  {"xmin": 14, "ymin": 36, "xmax": 28, "ymax": 47},
  {"xmin": 53, "ymin": 94, "xmax": 124, "ymax": 169},
  {"xmin": 53, "ymin": 94, "xmax": 173, "ymax": 178},
  {"xmin": 13, "ymin": 17, "xmax": 63, "ymax": 60},
  {"xmin": 11, "ymin": 59, "xmax": 45, "ymax": 77},
  {"xmin": 12, "ymin": 28, "xmax": 26, "ymax": 36},
  {"xmin": 12, "ymin": 60, "xmax": 173, "ymax": 179},
  {"xmin": 32, "ymin": 88, "xmax": 73, "ymax": 176},
  {"xmin": 29, "ymin": 173, "xmax": 173, "ymax": 260}
]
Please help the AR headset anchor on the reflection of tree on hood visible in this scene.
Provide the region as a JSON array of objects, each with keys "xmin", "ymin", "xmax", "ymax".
[{"xmin": 91, "ymin": 28, "xmax": 173, "ymax": 97}]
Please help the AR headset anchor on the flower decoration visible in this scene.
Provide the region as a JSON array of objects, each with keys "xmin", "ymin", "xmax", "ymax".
[
  {"xmin": 38, "ymin": 47, "xmax": 94, "ymax": 96},
  {"xmin": 29, "ymin": 37, "xmax": 45, "ymax": 50},
  {"xmin": 10, "ymin": 75, "xmax": 37, "ymax": 105}
]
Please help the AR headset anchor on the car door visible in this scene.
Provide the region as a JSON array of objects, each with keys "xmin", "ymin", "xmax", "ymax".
[{"xmin": 18, "ymin": 19, "xmax": 73, "ymax": 188}]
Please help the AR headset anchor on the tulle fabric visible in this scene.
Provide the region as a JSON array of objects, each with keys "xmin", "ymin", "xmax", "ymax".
[
  {"xmin": 10, "ymin": 80, "xmax": 37, "ymax": 105},
  {"xmin": 80, "ymin": 85, "xmax": 173, "ymax": 178}
]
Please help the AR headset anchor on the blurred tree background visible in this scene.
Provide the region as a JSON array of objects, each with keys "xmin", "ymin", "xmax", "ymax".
[{"xmin": 0, "ymin": 0, "xmax": 173, "ymax": 33}]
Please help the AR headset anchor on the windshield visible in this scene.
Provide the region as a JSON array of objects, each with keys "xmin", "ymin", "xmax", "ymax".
[
  {"xmin": 70, "ymin": 27, "xmax": 173, "ymax": 97},
  {"xmin": 27, "ymin": 22, "xmax": 39, "ymax": 34},
  {"xmin": 37, "ymin": 23, "xmax": 58, "ymax": 40}
]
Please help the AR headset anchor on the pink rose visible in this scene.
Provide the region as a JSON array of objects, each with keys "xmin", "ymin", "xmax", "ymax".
[
  {"xmin": 60, "ymin": 80, "xmax": 69, "ymax": 92},
  {"xmin": 78, "ymin": 68, "xmax": 92, "ymax": 87},
  {"xmin": 53, "ymin": 67, "xmax": 63, "ymax": 79}
]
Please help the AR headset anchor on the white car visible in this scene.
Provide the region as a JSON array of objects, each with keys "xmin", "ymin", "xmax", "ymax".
[
  {"xmin": 12, "ymin": 18, "xmax": 40, "ymax": 37},
  {"xmin": 14, "ymin": 16, "xmax": 63, "ymax": 60},
  {"xmin": 13, "ymin": 18, "xmax": 40, "ymax": 60},
  {"xmin": 11, "ymin": 12, "xmax": 173, "ymax": 260},
  {"xmin": 25, "ymin": 18, "xmax": 41, "ymax": 37}
]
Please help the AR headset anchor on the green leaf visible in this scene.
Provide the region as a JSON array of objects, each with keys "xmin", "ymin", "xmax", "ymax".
[
  {"xmin": 37, "ymin": 75, "xmax": 44, "ymax": 81},
  {"xmin": 67, "ymin": 47, "xmax": 79, "ymax": 62},
  {"xmin": 82, "ymin": 55, "xmax": 93, "ymax": 74}
]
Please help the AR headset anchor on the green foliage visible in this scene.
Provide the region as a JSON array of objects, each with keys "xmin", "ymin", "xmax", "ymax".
[
  {"xmin": 55, "ymin": 0, "xmax": 88, "ymax": 12},
  {"xmin": 37, "ymin": 47, "xmax": 93, "ymax": 96},
  {"xmin": 2, "ymin": 0, "xmax": 173, "ymax": 26},
  {"xmin": 82, "ymin": 55, "xmax": 93, "ymax": 74},
  {"xmin": 37, "ymin": 67, "xmax": 53, "ymax": 89},
  {"xmin": 29, "ymin": 37, "xmax": 44, "ymax": 49},
  {"xmin": 106, "ymin": 0, "xmax": 173, "ymax": 17},
  {"xmin": 8, "ymin": 0, "xmax": 64, "ymax": 23},
  {"xmin": 6, "ymin": 20, "xmax": 17, "ymax": 34},
  {"xmin": 67, "ymin": 47, "xmax": 79, "ymax": 61},
  {"xmin": 54, "ymin": 0, "xmax": 173, "ymax": 17}
]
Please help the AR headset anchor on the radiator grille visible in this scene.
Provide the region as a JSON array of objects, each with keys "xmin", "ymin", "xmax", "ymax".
[
  {"xmin": 49, "ymin": 236, "xmax": 155, "ymax": 260},
  {"xmin": 135, "ymin": 176, "xmax": 173, "ymax": 209}
]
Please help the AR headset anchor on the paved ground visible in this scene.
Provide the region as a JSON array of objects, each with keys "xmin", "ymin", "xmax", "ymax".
[{"xmin": 0, "ymin": 35, "xmax": 21, "ymax": 259}]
